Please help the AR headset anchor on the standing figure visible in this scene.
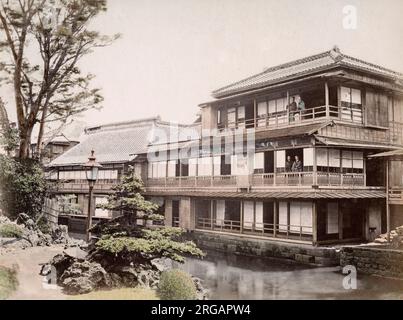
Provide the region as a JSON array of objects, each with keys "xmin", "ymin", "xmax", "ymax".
[
  {"xmin": 285, "ymin": 155, "xmax": 293, "ymax": 172},
  {"xmin": 292, "ymin": 155, "xmax": 303, "ymax": 172},
  {"xmin": 287, "ymin": 97, "xmax": 297, "ymax": 122}
]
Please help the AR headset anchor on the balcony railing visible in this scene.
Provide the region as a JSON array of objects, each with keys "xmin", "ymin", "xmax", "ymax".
[
  {"xmin": 218, "ymin": 105, "xmax": 365, "ymax": 132},
  {"xmin": 196, "ymin": 217, "xmax": 313, "ymax": 241},
  {"xmin": 50, "ymin": 179, "xmax": 120, "ymax": 192},
  {"xmin": 147, "ymin": 172, "xmax": 366, "ymax": 189}
]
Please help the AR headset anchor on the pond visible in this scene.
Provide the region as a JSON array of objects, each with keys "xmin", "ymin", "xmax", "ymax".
[{"xmin": 176, "ymin": 251, "xmax": 403, "ymax": 300}]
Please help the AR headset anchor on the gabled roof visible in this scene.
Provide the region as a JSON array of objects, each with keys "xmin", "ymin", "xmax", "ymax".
[
  {"xmin": 212, "ymin": 46, "xmax": 403, "ymax": 99},
  {"xmin": 48, "ymin": 117, "xmax": 200, "ymax": 167}
]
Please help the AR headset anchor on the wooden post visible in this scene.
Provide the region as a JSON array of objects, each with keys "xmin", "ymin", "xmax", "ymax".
[
  {"xmin": 313, "ymin": 142, "xmax": 318, "ymax": 185},
  {"xmin": 273, "ymin": 201, "xmax": 277, "ymax": 238},
  {"xmin": 240, "ymin": 201, "xmax": 244, "ymax": 234},
  {"xmin": 253, "ymin": 98, "xmax": 257, "ymax": 129},
  {"xmin": 325, "ymin": 81, "xmax": 330, "ymax": 117},
  {"xmin": 210, "ymin": 200, "xmax": 214, "ymax": 230},
  {"xmin": 338, "ymin": 201, "xmax": 343, "ymax": 240},
  {"xmin": 386, "ymin": 159, "xmax": 391, "ymax": 242},
  {"xmin": 312, "ymin": 201, "xmax": 318, "ymax": 245},
  {"xmin": 273, "ymin": 151, "xmax": 277, "ymax": 186}
]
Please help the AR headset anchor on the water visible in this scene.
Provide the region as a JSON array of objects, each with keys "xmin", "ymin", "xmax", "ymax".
[{"xmin": 177, "ymin": 251, "xmax": 403, "ymax": 300}]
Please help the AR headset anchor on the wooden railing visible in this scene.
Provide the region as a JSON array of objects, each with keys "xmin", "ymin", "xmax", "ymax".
[
  {"xmin": 50, "ymin": 179, "xmax": 120, "ymax": 192},
  {"xmin": 196, "ymin": 217, "xmax": 313, "ymax": 241},
  {"xmin": 389, "ymin": 187, "xmax": 403, "ymax": 202},
  {"xmin": 217, "ymin": 105, "xmax": 366, "ymax": 132},
  {"xmin": 147, "ymin": 172, "xmax": 366, "ymax": 188}
]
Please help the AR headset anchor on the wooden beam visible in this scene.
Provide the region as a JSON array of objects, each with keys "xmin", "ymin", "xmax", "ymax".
[
  {"xmin": 273, "ymin": 201, "xmax": 277, "ymax": 238},
  {"xmin": 386, "ymin": 159, "xmax": 391, "ymax": 242}
]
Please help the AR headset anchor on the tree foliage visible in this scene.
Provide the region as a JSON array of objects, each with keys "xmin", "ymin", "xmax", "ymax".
[
  {"xmin": 89, "ymin": 167, "xmax": 204, "ymax": 265},
  {"xmin": 0, "ymin": 155, "xmax": 48, "ymax": 218},
  {"xmin": 0, "ymin": 0, "xmax": 119, "ymax": 159}
]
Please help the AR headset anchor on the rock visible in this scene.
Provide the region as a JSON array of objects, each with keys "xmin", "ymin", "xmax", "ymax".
[
  {"xmin": 40, "ymin": 264, "xmax": 53, "ymax": 276},
  {"xmin": 151, "ymin": 258, "xmax": 169, "ymax": 272},
  {"xmin": 374, "ymin": 238, "xmax": 388, "ymax": 244},
  {"xmin": 63, "ymin": 248, "xmax": 88, "ymax": 260},
  {"xmin": 60, "ymin": 261, "xmax": 112, "ymax": 294},
  {"xmin": 192, "ymin": 277, "xmax": 209, "ymax": 300}
]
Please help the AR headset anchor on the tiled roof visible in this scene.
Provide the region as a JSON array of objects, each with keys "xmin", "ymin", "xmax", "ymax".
[
  {"xmin": 212, "ymin": 46, "xmax": 403, "ymax": 98},
  {"xmin": 145, "ymin": 189, "xmax": 386, "ymax": 199},
  {"xmin": 48, "ymin": 117, "xmax": 201, "ymax": 167}
]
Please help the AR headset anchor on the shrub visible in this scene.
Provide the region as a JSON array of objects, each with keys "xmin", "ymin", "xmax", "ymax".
[
  {"xmin": 0, "ymin": 266, "xmax": 18, "ymax": 300},
  {"xmin": 158, "ymin": 269, "xmax": 196, "ymax": 300},
  {"xmin": 0, "ymin": 223, "xmax": 23, "ymax": 238}
]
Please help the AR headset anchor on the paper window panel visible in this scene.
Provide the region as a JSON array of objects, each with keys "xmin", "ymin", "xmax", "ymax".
[
  {"xmin": 213, "ymin": 156, "xmax": 221, "ymax": 176},
  {"xmin": 227, "ymin": 107, "xmax": 236, "ymax": 123},
  {"xmin": 268, "ymin": 100, "xmax": 276, "ymax": 114},
  {"xmin": 353, "ymin": 151, "xmax": 364, "ymax": 169},
  {"xmin": 289, "ymin": 202, "xmax": 301, "ymax": 232},
  {"xmin": 243, "ymin": 201, "xmax": 254, "ymax": 228},
  {"xmin": 278, "ymin": 202, "xmax": 288, "ymax": 231},
  {"xmin": 351, "ymin": 88, "xmax": 362, "ymax": 104},
  {"xmin": 328, "ymin": 149, "xmax": 340, "ymax": 167},
  {"xmin": 254, "ymin": 153, "xmax": 264, "ymax": 170},
  {"xmin": 303, "ymin": 148, "xmax": 314, "ymax": 167},
  {"xmin": 341, "ymin": 86, "xmax": 351, "ymax": 102},
  {"xmin": 276, "ymin": 150, "xmax": 285, "ymax": 168},
  {"xmin": 255, "ymin": 202, "xmax": 263, "ymax": 230},
  {"xmin": 238, "ymin": 106, "xmax": 245, "ymax": 120},
  {"xmin": 147, "ymin": 163, "xmax": 153, "ymax": 178},
  {"xmin": 300, "ymin": 202, "xmax": 312, "ymax": 233},
  {"xmin": 327, "ymin": 202, "xmax": 339, "ymax": 234},
  {"xmin": 257, "ymin": 101, "xmax": 267, "ymax": 116},
  {"xmin": 167, "ymin": 160, "xmax": 176, "ymax": 177},
  {"xmin": 188, "ymin": 158, "xmax": 197, "ymax": 176},
  {"xmin": 342, "ymin": 151, "xmax": 353, "ymax": 168},
  {"xmin": 158, "ymin": 162, "xmax": 166, "ymax": 178},
  {"xmin": 316, "ymin": 148, "xmax": 328, "ymax": 166},
  {"xmin": 216, "ymin": 200, "xmax": 225, "ymax": 225},
  {"xmin": 276, "ymin": 98, "xmax": 286, "ymax": 112}
]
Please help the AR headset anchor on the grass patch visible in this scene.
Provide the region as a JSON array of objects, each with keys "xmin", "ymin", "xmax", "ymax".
[
  {"xmin": 0, "ymin": 223, "xmax": 23, "ymax": 238},
  {"xmin": 68, "ymin": 287, "xmax": 159, "ymax": 300},
  {"xmin": 0, "ymin": 266, "xmax": 18, "ymax": 300}
]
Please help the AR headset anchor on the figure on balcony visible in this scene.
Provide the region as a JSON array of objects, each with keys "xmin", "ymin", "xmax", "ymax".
[
  {"xmin": 292, "ymin": 155, "xmax": 303, "ymax": 172},
  {"xmin": 285, "ymin": 155, "xmax": 293, "ymax": 172},
  {"xmin": 287, "ymin": 96, "xmax": 297, "ymax": 122}
]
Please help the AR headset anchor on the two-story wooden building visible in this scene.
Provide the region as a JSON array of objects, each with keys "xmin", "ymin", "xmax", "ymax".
[{"xmin": 145, "ymin": 46, "xmax": 403, "ymax": 245}]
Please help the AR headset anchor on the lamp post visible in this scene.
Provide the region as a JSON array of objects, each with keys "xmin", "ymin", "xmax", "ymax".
[{"xmin": 83, "ymin": 150, "xmax": 102, "ymax": 242}]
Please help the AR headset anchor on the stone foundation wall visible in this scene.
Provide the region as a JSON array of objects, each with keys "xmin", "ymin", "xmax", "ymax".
[
  {"xmin": 340, "ymin": 246, "xmax": 403, "ymax": 279},
  {"xmin": 190, "ymin": 231, "xmax": 339, "ymax": 266}
]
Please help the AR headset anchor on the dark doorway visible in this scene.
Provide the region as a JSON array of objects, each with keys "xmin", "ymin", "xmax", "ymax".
[
  {"xmin": 263, "ymin": 202, "xmax": 274, "ymax": 226},
  {"xmin": 245, "ymin": 102, "xmax": 255, "ymax": 129},
  {"xmin": 172, "ymin": 200, "xmax": 180, "ymax": 226},
  {"xmin": 225, "ymin": 201, "xmax": 241, "ymax": 222},
  {"xmin": 221, "ymin": 155, "xmax": 231, "ymax": 175},
  {"xmin": 366, "ymin": 158, "xmax": 384, "ymax": 186},
  {"xmin": 341, "ymin": 201, "xmax": 364, "ymax": 239},
  {"xmin": 264, "ymin": 151, "xmax": 274, "ymax": 173}
]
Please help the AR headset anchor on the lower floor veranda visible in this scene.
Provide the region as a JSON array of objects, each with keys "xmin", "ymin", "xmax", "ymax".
[{"xmin": 162, "ymin": 197, "xmax": 386, "ymax": 245}]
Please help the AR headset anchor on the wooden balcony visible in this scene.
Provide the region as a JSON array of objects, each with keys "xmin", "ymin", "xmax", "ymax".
[
  {"xmin": 50, "ymin": 179, "xmax": 120, "ymax": 193},
  {"xmin": 218, "ymin": 105, "xmax": 363, "ymax": 131},
  {"xmin": 146, "ymin": 172, "xmax": 368, "ymax": 190}
]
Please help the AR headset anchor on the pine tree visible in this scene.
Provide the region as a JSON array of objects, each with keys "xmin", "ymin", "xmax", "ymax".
[{"xmin": 89, "ymin": 167, "xmax": 204, "ymax": 266}]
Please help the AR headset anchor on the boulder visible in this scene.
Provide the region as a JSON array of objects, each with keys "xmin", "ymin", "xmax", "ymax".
[{"xmin": 60, "ymin": 261, "xmax": 112, "ymax": 294}]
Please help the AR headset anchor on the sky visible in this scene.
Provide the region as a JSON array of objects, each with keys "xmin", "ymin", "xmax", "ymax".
[{"xmin": 2, "ymin": 0, "xmax": 403, "ymax": 129}]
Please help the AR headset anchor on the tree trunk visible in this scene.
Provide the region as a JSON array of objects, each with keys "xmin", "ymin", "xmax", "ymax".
[
  {"xmin": 18, "ymin": 129, "xmax": 32, "ymax": 159},
  {"xmin": 35, "ymin": 107, "xmax": 48, "ymax": 160}
]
